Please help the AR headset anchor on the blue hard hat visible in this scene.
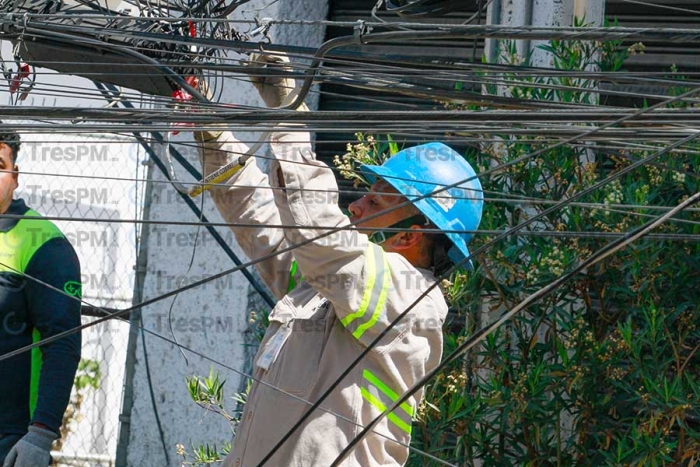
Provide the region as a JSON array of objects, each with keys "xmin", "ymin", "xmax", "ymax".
[{"xmin": 360, "ymin": 142, "xmax": 483, "ymax": 266}]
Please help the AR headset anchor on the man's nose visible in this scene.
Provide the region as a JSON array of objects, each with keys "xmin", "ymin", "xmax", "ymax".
[{"xmin": 348, "ymin": 199, "xmax": 362, "ymax": 218}]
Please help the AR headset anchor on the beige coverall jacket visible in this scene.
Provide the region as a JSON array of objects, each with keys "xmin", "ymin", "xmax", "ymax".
[{"xmin": 199, "ymin": 129, "xmax": 448, "ymax": 467}]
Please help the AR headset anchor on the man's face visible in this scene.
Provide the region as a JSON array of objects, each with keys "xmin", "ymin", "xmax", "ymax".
[
  {"xmin": 0, "ymin": 144, "xmax": 18, "ymax": 214},
  {"xmin": 348, "ymin": 180, "xmax": 419, "ymax": 232}
]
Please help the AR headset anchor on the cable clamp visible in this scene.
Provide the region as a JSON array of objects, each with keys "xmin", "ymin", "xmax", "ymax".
[
  {"xmin": 354, "ymin": 20, "xmax": 371, "ymax": 45},
  {"xmin": 250, "ymin": 17, "xmax": 272, "ymax": 43}
]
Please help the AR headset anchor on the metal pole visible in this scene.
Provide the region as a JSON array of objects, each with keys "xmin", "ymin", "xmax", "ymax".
[{"xmin": 115, "ymin": 148, "xmax": 154, "ymax": 467}]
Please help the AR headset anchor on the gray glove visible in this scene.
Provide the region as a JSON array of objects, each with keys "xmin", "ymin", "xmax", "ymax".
[{"xmin": 2, "ymin": 426, "xmax": 57, "ymax": 467}]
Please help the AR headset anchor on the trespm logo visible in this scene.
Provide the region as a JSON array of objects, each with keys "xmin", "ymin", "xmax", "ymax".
[
  {"xmin": 23, "ymin": 142, "xmax": 113, "ymax": 162},
  {"xmin": 25, "ymin": 184, "xmax": 113, "ymax": 206}
]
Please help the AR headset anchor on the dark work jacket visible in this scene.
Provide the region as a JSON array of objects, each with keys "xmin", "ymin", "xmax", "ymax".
[{"xmin": 0, "ymin": 199, "xmax": 82, "ymax": 435}]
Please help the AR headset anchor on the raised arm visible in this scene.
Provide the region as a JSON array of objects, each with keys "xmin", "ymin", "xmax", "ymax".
[{"xmin": 196, "ymin": 130, "xmax": 294, "ymax": 300}]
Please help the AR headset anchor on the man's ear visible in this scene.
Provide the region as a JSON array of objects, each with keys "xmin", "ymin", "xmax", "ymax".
[
  {"xmin": 388, "ymin": 225, "xmax": 424, "ymax": 251},
  {"xmin": 12, "ymin": 164, "xmax": 18, "ymax": 186}
]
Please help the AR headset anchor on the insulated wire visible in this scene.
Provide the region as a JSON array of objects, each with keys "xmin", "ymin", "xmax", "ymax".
[
  {"xmin": 251, "ymin": 82, "xmax": 700, "ymax": 467},
  {"xmin": 8, "ymin": 15, "xmax": 700, "ymax": 38},
  {"xmin": 255, "ymin": 129, "xmax": 700, "ymax": 467},
  {"xmin": 9, "ymin": 69, "xmax": 700, "ymax": 111},
  {"xmin": 0, "ymin": 261, "xmax": 458, "ymax": 467},
  {"xmin": 5, "ymin": 8, "xmax": 700, "ymax": 458},
  {"xmin": 8, "ymin": 21, "xmax": 700, "ymax": 109},
  {"xmin": 10, "ymin": 123, "xmax": 700, "ymax": 227},
  {"xmin": 12, "ymin": 155, "xmax": 700, "ymax": 230},
  {"xmin": 329, "ymin": 176, "xmax": 700, "ymax": 467},
  {"xmin": 6, "ymin": 53, "xmax": 699, "ymax": 91},
  {"xmin": 8, "ymin": 43, "xmax": 700, "ymax": 113},
  {"xmin": 14, "ymin": 155, "xmax": 700, "ymax": 227},
  {"xmin": 3, "ymin": 63, "xmax": 700, "ymax": 467},
  {"xmin": 6, "ymin": 110, "xmax": 700, "ymax": 128},
  {"xmin": 4, "ymin": 210, "xmax": 700, "ymax": 240},
  {"xmin": 14, "ymin": 98, "xmax": 695, "ymax": 363},
  {"xmin": 162, "ymin": 127, "xmax": 204, "ymax": 366},
  {"xmin": 5, "ymin": 19, "xmax": 700, "ymax": 109}
]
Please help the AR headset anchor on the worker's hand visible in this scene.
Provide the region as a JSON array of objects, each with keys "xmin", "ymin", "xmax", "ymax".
[
  {"xmin": 247, "ymin": 52, "xmax": 297, "ymax": 108},
  {"xmin": 191, "ymin": 79, "xmax": 224, "ymax": 142},
  {"xmin": 2, "ymin": 426, "xmax": 57, "ymax": 467}
]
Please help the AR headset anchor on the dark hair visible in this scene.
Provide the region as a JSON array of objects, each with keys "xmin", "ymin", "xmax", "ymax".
[
  {"xmin": 414, "ymin": 214, "xmax": 452, "ymax": 276},
  {"xmin": 430, "ymin": 232, "xmax": 452, "ymax": 277},
  {"xmin": 0, "ymin": 122, "xmax": 20, "ymax": 164}
]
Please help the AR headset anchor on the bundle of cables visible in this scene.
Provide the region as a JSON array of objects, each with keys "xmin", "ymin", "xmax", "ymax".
[
  {"xmin": 385, "ymin": 0, "xmax": 473, "ymax": 17},
  {"xmin": 0, "ymin": 0, "xmax": 243, "ymax": 97}
]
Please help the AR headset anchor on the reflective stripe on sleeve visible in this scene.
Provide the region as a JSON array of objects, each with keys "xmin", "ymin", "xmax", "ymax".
[
  {"xmin": 287, "ymin": 260, "xmax": 301, "ymax": 293},
  {"xmin": 361, "ymin": 369, "xmax": 414, "ymax": 435},
  {"xmin": 340, "ymin": 244, "xmax": 391, "ymax": 340}
]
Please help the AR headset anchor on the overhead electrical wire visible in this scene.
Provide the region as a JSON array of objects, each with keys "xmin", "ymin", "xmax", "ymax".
[
  {"xmin": 0, "ymin": 262, "xmax": 459, "ymax": 467},
  {"xmin": 2, "ymin": 7, "xmax": 700, "ymax": 465},
  {"xmin": 20, "ymin": 57, "xmax": 684, "ymax": 460},
  {"xmin": 10, "ymin": 68, "xmax": 700, "ymax": 361},
  {"xmin": 11, "ymin": 145, "xmax": 700, "ymax": 232},
  {"xmin": 329, "ymin": 178, "xmax": 700, "ymax": 467},
  {"xmin": 5, "ymin": 15, "xmax": 700, "ymax": 40},
  {"xmin": 6, "ymin": 19, "xmax": 700, "ymax": 114},
  {"xmin": 253, "ymin": 123, "xmax": 700, "ymax": 467}
]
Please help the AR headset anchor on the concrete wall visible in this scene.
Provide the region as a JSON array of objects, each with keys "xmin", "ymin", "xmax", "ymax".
[{"xmin": 123, "ymin": 2, "xmax": 329, "ymax": 466}]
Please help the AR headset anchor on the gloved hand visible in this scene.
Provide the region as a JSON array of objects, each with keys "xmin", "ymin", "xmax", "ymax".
[
  {"xmin": 191, "ymin": 79, "xmax": 225, "ymax": 142},
  {"xmin": 246, "ymin": 52, "xmax": 298, "ymax": 108},
  {"xmin": 2, "ymin": 426, "xmax": 56, "ymax": 467}
]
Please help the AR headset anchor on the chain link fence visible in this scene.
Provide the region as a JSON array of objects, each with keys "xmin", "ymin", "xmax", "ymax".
[{"xmin": 16, "ymin": 131, "xmax": 146, "ymax": 467}]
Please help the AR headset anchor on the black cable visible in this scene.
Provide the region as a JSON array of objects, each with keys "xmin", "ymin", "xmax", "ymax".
[
  {"xmin": 253, "ymin": 128, "xmax": 700, "ymax": 467},
  {"xmin": 92, "ymin": 81, "xmax": 276, "ymax": 308},
  {"xmin": 7, "ymin": 263, "xmax": 458, "ymax": 467},
  {"xmin": 3, "ymin": 65, "xmax": 700, "ymax": 467},
  {"xmin": 1, "ymin": 117, "xmax": 696, "ymax": 406},
  {"xmin": 329, "ymin": 185, "xmax": 700, "ymax": 467},
  {"xmin": 13, "ymin": 17, "xmax": 689, "ymax": 114},
  {"xmin": 139, "ymin": 134, "xmax": 276, "ymax": 309},
  {"xmin": 139, "ymin": 321, "xmax": 171, "ymax": 466},
  {"xmin": 385, "ymin": 0, "xmax": 466, "ymax": 18},
  {"xmin": 7, "ymin": 22, "xmax": 700, "ymax": 97}
]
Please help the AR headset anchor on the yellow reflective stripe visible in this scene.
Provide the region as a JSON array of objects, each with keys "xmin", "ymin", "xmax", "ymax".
[
  {"xmin": 340, "ymin": 245, "xmax": 377, "ymax": 327},
  {"xmin": 360, "ymin": 387, "xmax": 412, "ymax": 435},
  {"xmin": 352, "ymin": 250, "xmax": 391, "ymax": 340},
  {"xmin": 363, "ymin": 369, "xmax": 414, "ymax": 417}
]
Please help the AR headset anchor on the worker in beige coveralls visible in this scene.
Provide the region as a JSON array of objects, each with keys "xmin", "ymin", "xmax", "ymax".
[{"xmin": 193, "ymin": 54, "xmax": 483, "ymax": 467}]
